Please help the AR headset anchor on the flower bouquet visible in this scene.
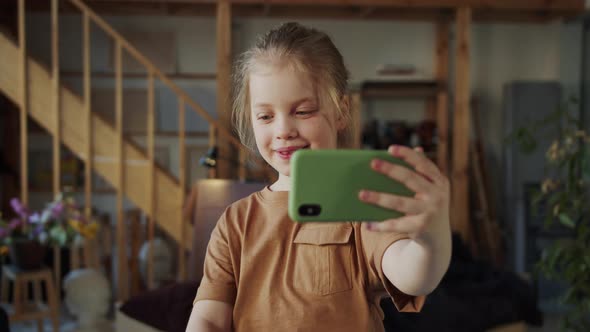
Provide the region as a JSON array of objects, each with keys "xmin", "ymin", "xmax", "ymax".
[{"xmin": 0, "ymin": 191, "xmax": 99, "ymax": 269}]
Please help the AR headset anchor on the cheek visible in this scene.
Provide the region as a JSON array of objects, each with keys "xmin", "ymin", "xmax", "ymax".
[
  {"xmin": 308, "ymin": 119, "xmax": 338, "ymax": 145},
  {"xmin": 252, "ymin": 124, "xmax": 270, "ymax": 147}
]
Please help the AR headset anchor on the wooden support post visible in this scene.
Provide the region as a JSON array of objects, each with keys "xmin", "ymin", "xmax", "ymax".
[
  {"xmin": 115, "ymin": 41, "xmax": 128, "ymax": 302},
  {"xmin": 216, "ymin": 0, "xmax": 234, "ymax": 179},
  {"xmin": 178, "ymin": 98, "xmax": 187, "ymax": 281},
  {"xmin": 18, "ymin": 0, "xmax": 28, "ymax": 205},
  {"xmin": 146, "ymin": 71, "xmax": 156, "ymax": 289},
  {"xmin": 52, "ymin": 0, "xmax": 61, "ymax": 197},
  {"xmin": 452, "ymin": 7, "xmax": 472, "ymax": 243},
  {"xmin": 435, "ymin": 19, "xmax": 450, "ymax": 176},
  {"xmin": 82, "ymin": 12, "xmax": 97, "ymax": 271},
  {"xmin": 83, "ymin": 12, "xmax": 93, "ymax": 224}
]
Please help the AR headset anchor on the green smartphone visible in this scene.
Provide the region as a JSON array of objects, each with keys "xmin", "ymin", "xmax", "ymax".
[{"xmin": 288, "ymin": 149, "xmax": 415, "ymax": 222}]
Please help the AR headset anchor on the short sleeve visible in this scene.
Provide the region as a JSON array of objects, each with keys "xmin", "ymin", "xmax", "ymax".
[
  {"xmin": 359, "ymin": 226, "xmax": 426, "ymax": 313},
  {"xmin": 194, "ymin": 211, "xmax": 237, "ymax": 305}
]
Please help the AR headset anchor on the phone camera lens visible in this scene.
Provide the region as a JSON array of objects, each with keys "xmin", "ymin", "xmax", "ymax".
[{"xmin": 299, "ymin": 204, "xmax": 321, "ymax": 216}]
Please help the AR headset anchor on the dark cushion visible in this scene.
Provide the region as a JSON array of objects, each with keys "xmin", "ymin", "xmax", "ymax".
[{"xmin": 119, "ymin": 281, "xmax": 199, "ymax": 332}]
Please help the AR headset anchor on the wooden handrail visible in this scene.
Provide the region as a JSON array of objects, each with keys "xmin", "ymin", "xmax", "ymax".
[{"xmin": 66, "ymin": 0, "xmax": 249, "ymax": 157}]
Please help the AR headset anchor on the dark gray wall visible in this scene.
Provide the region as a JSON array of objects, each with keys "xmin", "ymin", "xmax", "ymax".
[
  {"xmin": 583, "ymin": 18, "xmax": 590, "ymax": 133},
  {"xmin": 502, "ymin": 81, "xmax": 562, "ymax": 273}
]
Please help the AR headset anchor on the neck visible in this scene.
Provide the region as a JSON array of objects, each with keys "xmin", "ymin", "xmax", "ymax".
[{"xmin": 270, "ymin": 173, "xmax": 291, "ymax": 191}]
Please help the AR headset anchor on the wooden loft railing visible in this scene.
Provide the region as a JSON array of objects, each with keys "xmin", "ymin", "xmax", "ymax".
[{"xmin": 10, "ymin": 0, "xmax": 261, "ymax": 301}]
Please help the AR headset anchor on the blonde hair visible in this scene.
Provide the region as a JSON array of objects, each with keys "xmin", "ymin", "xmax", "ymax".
[{"xmin": 232, "ymin": 22, "xmax": 354, "ymax": 151}]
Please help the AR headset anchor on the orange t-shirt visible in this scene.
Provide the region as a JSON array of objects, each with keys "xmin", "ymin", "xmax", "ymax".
[{"xmin": 194, "ymin": 187, "xmax": 425, "ymax": 331}]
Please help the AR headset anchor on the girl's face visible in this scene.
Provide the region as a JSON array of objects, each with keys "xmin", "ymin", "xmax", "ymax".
[{"xmin": 249, "ymin": 64, "xmax": 341, "ymax": 180}]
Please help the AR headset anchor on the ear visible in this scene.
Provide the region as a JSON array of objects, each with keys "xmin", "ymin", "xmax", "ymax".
[{"xmin": 336, "ymin": 95, "xmax": 350, "ymax": 131}]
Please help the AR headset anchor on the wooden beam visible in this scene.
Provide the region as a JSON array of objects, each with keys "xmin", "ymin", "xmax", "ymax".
[
  {"xmin": 216, "ymin": 0, "xmax": 234, "ymax": 179},
  {"xmin": 435, "ymin": 19, "xmax": 450, "ymax": 177},
  {"xmin": 30, "ymin": 1, "xmax": 583, "ymax": 22},
  {"xmin": 452, "ymin": 7, "xmax": 472, "ymax": 243},
  {"xmin": 229, "ymin": 0, "xmax": 584, "ymax": 11},
  {"xmin": 359, "ymin": 6, "xmax": 376, "ymax": 18}
]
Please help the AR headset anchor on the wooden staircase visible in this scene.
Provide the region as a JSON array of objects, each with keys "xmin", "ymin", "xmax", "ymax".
[
  {"xmin": 0, "ymin": 0, "xmax": 263, "ymax": 301},
  {"xmin": 0, "ymin": 31, "xmax": 189, "ymax": 249}
]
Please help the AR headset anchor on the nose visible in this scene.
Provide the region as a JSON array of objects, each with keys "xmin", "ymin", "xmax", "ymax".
[{"xmin": 275, "ymin": 114, "xmax": 297, "ymax": 140}]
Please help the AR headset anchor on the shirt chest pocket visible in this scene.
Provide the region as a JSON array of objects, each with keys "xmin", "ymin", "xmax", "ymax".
[{"xmin": 292, "ymin": 226, "xmax": 353, "ymax": 296}]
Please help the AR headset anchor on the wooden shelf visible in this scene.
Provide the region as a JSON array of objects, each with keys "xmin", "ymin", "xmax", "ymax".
[{"xmin": 360, "ymin": 80, "xmax": 442, "ymax": 99}]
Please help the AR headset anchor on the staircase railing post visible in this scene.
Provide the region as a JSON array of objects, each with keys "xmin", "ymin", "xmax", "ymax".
[
  {"xmin": 114, "ymin": 40, "xmax": 129, "ymax": 302},
  {"xmin": 18, "ymin": 0, "xmax": 28, "ymax": 205},
  {"xmin": 178, "ymin": 98, "xmax": 187, "ymax": 281},
  {"xmin": 51, "ymin": 0, "xmax": 61, "ymax": 198},
  {"xmin": 146, "ymin": 71, "xmax": 156, "ymax": 289}
]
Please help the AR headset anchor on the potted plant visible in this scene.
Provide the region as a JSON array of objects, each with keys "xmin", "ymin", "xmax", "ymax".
[
  {"xmin": 511, "ymin": 98, "xmax": 590, "ymax": 331},
  {"xmin": 0, "ymin": 191, "xmax": 99, "ymax": 270}
]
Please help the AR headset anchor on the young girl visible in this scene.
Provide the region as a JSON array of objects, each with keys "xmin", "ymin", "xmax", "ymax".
[{"xmin": 186, "ymin": 22, "xmax": 451, "ymax": 332}]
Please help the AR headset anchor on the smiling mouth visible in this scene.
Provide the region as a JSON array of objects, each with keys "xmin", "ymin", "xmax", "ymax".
[{"xmin": 275, "ymin": 145, "xmax": 309, "ymax": 159}]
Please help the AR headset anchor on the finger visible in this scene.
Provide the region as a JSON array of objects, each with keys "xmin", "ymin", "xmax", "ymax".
[
  {"xmin": 389, "ymin": 145, "xmax": 443, "ymax": 184},
  {"xmin": 364, "ymin": 215, "xmax": 425, "ymax": 234},
  {"xmin": 359, "ymin": 190, "xmax": 424, "ymax": 215},
  {"xmin": 371, "ymin": 158, "xmax": 431, "ymax": 194},
  {"xmin": 414, "ymin": 146, "xmax": 424, "ymax": 153}
]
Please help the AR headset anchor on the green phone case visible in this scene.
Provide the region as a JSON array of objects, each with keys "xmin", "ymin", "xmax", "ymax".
[{"xmin": 288, "ymin": 149, "xmax": 415, "ymax": 222}]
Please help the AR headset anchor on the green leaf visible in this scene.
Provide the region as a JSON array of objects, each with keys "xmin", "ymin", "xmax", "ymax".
[
  {"xmin": 506, "ymin": 127, "xmax": 538, "ymax": 154},
  {"xmin": 49, "ymin": 227, "xmax": 67, "ymax": 247},
  {"xmin": 558, "ymin": 213, "xmax": 576, "ymax": 229}
]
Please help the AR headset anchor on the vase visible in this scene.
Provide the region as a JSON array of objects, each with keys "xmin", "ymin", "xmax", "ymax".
[{"xmin": 9, "ymin": 240, "xmax": 47, "ymax": 270}]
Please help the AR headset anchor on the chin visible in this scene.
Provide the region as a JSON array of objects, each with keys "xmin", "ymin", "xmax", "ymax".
[{"xmin": 277, "ymin": 166, "xmax": 291, "ymax": 177}]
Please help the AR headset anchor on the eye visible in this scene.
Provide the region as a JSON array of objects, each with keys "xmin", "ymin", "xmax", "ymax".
[
  {"xmin": 295, "ymin": 109, "xmax": 317, "ymax": 117},
  {"xmin": 256, "ymin": 114, "xmax": 272, "ymax": 121}
]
